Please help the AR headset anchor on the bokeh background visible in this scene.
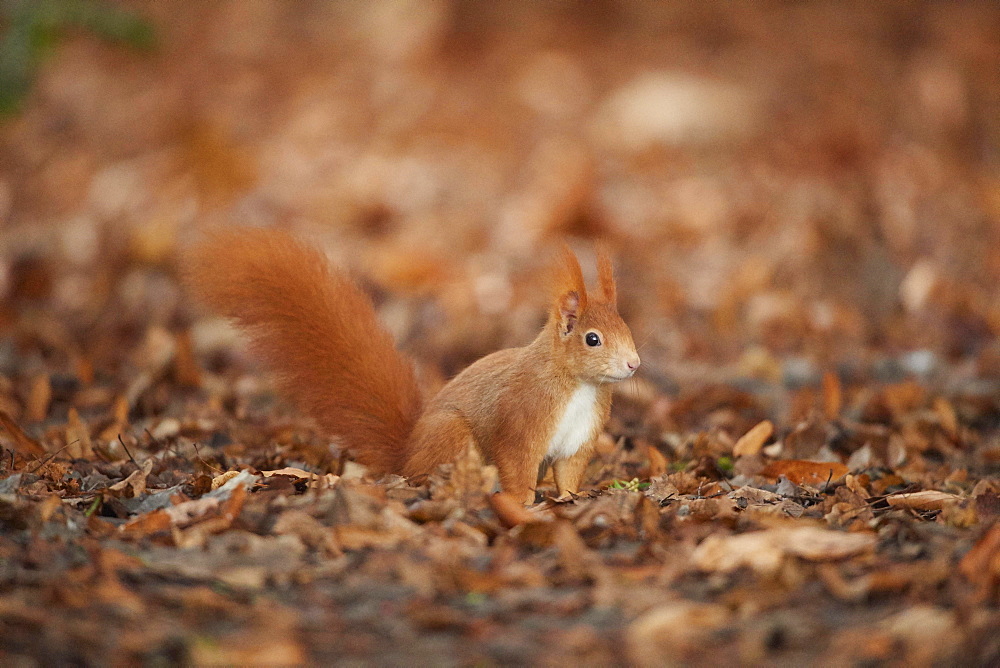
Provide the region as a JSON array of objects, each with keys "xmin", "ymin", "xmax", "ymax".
[
  {"xmin": 3, "ymin": 3, "xmax": 1000, "ymax": 665},
  {"xmin": 2, "ymin": 0, "xmax": 999, "ymax": 416}
]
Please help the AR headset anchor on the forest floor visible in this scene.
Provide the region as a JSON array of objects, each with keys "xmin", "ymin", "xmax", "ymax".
[{"xmin": 1, "ymin": 1, "xmax": 1000, "ymax": 665}]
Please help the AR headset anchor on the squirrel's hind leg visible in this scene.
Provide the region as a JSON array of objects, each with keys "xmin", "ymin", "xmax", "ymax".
[{"xmin": 403, "ymin": 409, "xmax": 476, "ymax": 477}]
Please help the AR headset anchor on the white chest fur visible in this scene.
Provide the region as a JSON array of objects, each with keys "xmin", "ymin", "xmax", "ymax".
[{"xmin": 546, "ymin": 384, "xmax": 600, "ymax": 461}]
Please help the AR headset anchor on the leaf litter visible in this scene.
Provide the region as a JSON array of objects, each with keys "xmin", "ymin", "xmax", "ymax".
[{"xmin": 1, "ymin": 1, "xmax": 1000, "ymax": 665}]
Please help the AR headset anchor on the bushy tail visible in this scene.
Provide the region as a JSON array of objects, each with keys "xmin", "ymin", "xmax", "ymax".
[{"xmin": 184, "ymin": 227, "xmax": 422, "ymax": 473}]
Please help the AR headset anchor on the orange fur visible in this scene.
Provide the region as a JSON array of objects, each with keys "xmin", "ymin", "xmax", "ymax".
[
  {"xmin": 596, "ymin": 246, "xmax": 616, "ymax": 305},
  {"xmin": 185, "ymin": 230, "xmax": 639, "ymax": 504},
  {"xmin": 554, "ymin": 244, "xmax": 588, "ymax": 314},
  {"xmin": 183, "ymin": 228, "xmax": 422, "ymax": 473}
]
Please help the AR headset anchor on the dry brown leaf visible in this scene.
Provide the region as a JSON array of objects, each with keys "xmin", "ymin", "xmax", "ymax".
[
  {"xmin": 335, "ymin": 525, "xmax": 406, "ymax": 550},
  {"xmin": 822, "ymin": 371, "xmax": 842, "ymax": 420},
  {"xmin": 65, "ymin": 407, "xmax": 94, "ymax": 459},
  {"xmin": 880, "ymin": 606, "xmax": 958, "ymax": 665},
  {"xmin": 165, "ymin": 496, "xmax": 222, "ymax": 525},
  {"xmin": 552, "ymin": 520, "xmax": 593, "ymax": 581},
  {"xmin": 760, "ymin": 460, "xmax": 848, "ymax": 486},
  {"xmin": 261, "ymin": 467, "xmax": 312, "ymax": 478},
  {"xmin": 885, "ymin": 490, "xmax": 962, "ymax": 511},
  {"xmin": 260, "ymin": 466, "xmax": 316, "ymax": 480},
  {"xmin": 959, "ymin": 524, "xmax": 1000, "ymax": 585},
  {"xmin": 25, "ymin": 374, "xmax": 51, "ymax": 423},
  {"xmin": 108, "ymin": 460, "xmax": 153, "ymax": 498},
  {"xmin": 692, "ymin": 526, "xmax": 875, "ymax": 575},
  {"xmin": 211, "ymin": 470, "xmax": 242, "ymax": 490},
  {"xmin": 216, "ymin": 481, "xmax": 249, "ymax": 525},
  {"xmin": 933, "ymin": 397, "xmax": 958, "ymax": 438},
  {"xmin": 36, "ymin": 494, "xmax": 62, "ymax": 523},
  {"xmin": 188, "ymin": 613, "xmax": 307, "ymax": 666},
  {"xmin": 96, "ymin": 396, "xmax": 131, "ymax": 447},
  {"xmin": 881, "ymin": 381, "xmax": 927, "ymax": 419},
  {"xmin": 728, "ymin": 485, "xmax": 782, "ymax": 504},
  {"xmin": 733, "ymin": 419, "xmax": 773, "ymax": 457},
  {"xmin": 646, "ymin": 443, "xmax": 668, "ymax": 477},
  {"xmin": 627, "ymin": 601, "xmax": 731, "ymax": 667},
  {"xmin": 119, "ymin": 509, "xmax": 172, "ymax": 537},
  {"xmin": 261, "ymin": 467, "xmax": 340, "ymax": 488},
  {"xmin": 272, "ymin": 510, "xmax": 341, "ymax": 556},
  {"xmin": 173, "ymin": 484, "xmax": 250, "ymax": 547},
  {"xmin": 645, "ymin": 474, "xmax": 680, "ymax": 502},
  {"xmin": 0, "ymin": 408, "xmax": 46, "ymax": 456},
  {"xmin": 429, "ymin": 443, "xmax": 497, "ymax": 505}
]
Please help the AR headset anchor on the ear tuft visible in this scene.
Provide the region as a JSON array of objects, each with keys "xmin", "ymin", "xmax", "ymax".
[
  {"xmin": 558, "ymin": 290, "xmax": 580, "ymax": 336},
  {"xmin": 553, "ymin": 244, "xmax": 588, "ymax": 315},
  {"xmin": 596, "ymin": 246, "xmax": 617, "ymax": 305}
]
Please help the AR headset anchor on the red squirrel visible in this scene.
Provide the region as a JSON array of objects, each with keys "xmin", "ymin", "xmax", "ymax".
[{"xmin": 185, "ymin": 229, "xmax": 640, "ymax": 504}]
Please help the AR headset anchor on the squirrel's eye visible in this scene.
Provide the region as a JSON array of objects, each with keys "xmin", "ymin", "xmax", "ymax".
[{"xmin": 585, "ymin": 332, "xmax": 601, "ymax": 347}]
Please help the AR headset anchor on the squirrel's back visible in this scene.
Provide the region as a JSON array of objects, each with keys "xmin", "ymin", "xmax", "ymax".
[{"xmin": 184, "ymin": 228, "xmax": 422, "ymax": 473}]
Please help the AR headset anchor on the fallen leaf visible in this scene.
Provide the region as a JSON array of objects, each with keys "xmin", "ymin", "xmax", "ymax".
[
  {"xmin": 108, "ymin": 460, "xmax": 153, "ymax": 498},
  {"xmin": 65, "ymin": 407, "xmax": 94, "ymax": 459},
  {"xmin": 885, "ymin": 490, "xmax": 962, "ymax": 511},
  {"xmin": 261, "ymin": 467, "xmax": 340, "ymax": 488},
  {"xmin": 0, "ymin": 409, "xmax": 46, "ymax": 456},
  {"xmin": 25, "ymin": 374, "xmax": 51, "ymax": 423},
  {"xmin": 822, "ymin": 372, "xmax": 842, "ymax": 420},
  {"xmin": 119, "ymin": 509, "xmax": 172, "ymax": 537},
  {"xmin": 733, "ymin": 419, "xmax": 773, "ymax": 457},
  {"xmin": 692, "ymin": 526, "xmax": 876, "ymax": 575},
  {"xmin": 728, "ymin": 485, "xmax": 782, "ymax": 504},
  {"xmin": 340, "ymin": 503, "xmax": 422, "ymax": 550},
  {"xmin": 959, "ymin": 524, "xmax": 1000, "ymax": 586},
  {"xmin": 211, "ymin": 470, "xmax": 242, "ymax": 490},
  {"xmin": 646, "ymin": 443, "xmax": 668, "ymax": 477},
  {"xmin": 627, "ymin": 601, "xmax": 731, "ymax": 667},
  {"xmin": 165, "ymin": 496, "xmax": 223, "ymax": 526},
  {"xmin": 272, "ymin": 510, "xmax": 341, "ymax": 556},
  {"xmin": 933, "ymin": 397, "xmax": 958, "ymax": 438},
  {"xmin": 880, "ymin": 606, "xmax": 957, "ymax": 665},
  {"xmin": 760, "ymin": 460, "xmax": 848, "ymax": 486},
  {"xmin": 644, "ymin": 474, "xmax": 680, "ymax": 502}
]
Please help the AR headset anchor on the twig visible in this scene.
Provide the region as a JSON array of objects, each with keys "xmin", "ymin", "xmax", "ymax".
[
  {"xmin": 24, "ymin": 441, "xmax": 74, "ymax": 476},
  {"xmin": 192, "ymin": 442, "xmax": 224, "ymax": 474},
  {"xmin": 117, "ymin": 434, "xmax": 139, "ymax": 467}
]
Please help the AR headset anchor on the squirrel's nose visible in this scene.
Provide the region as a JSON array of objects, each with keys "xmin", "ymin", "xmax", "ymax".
[{"xmin": 627, "ymin": 356, "xmax": 640, "ymax": 371}]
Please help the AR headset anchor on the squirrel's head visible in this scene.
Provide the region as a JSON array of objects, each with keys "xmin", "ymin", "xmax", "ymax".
[{"xmin": 550, "ymin": 245, "xmax": 640, "ymax": 384}]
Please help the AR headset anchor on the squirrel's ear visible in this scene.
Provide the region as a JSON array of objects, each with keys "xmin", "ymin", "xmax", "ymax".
[
  {"xmin": 554, "ymin": 244, "xmax": 588, "ymax": 307},
  {"xmin": 596, "ymin": 247, "xmax": 616, "ymax": 305},
  {"xmin": 557, "ymin": 290, "xmax": 581, "ymax": 336},
  {"xmin": 550, "ymin": 244, "xmax": 588, "ymax": 335}
]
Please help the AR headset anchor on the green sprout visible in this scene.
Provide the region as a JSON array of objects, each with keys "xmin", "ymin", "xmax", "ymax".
[
  {"xmin": 608, "ymin": 478, "xmax": 650, "ymax": 492},
  {"xmin": 84, "ymin": 494, "xmax": 102, "ymax": 517}
]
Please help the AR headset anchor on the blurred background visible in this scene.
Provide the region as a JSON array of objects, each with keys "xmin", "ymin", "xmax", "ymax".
[{"xmin": 1, "ymin": 0, "xmax": 999, "ymax": 426}]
